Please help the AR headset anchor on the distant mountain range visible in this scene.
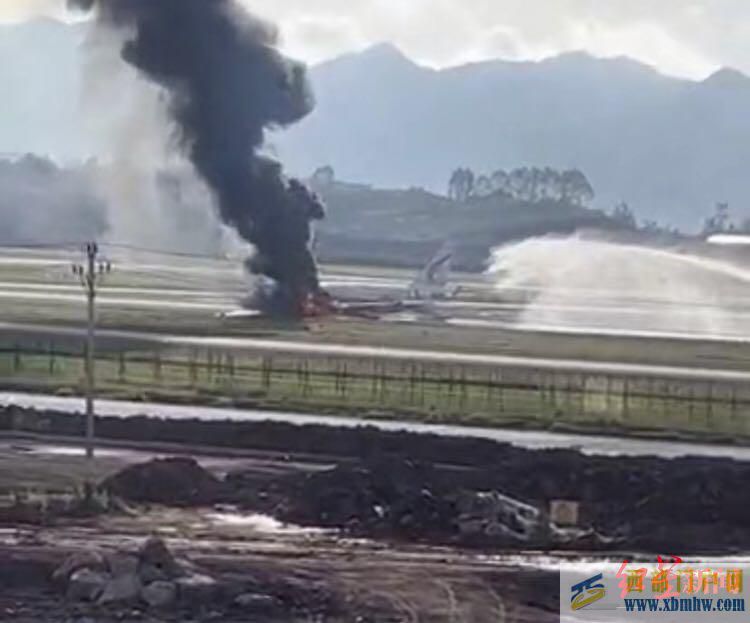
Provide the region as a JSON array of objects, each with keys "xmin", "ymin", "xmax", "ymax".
[{"xmin": 5, "ymin": 19, "xmax": 750, "ymax": 229}]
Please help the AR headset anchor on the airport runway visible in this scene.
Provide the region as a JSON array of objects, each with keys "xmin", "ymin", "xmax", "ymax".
[
  {"xmin": 3, "ymin": 390, "xmax": 750, "ymax": 460},
  {"xmin": 3, "ymin": 249, "xmax": 750, "ymax": 342},
  {"xmin": 5, "ymin": 274, "xmax": 750, "ymax": 342}
]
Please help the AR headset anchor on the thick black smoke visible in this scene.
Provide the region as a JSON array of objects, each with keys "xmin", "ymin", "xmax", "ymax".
[{"xmin": 70, "ymin": 0, "xmax": 325, "ymax": 310}]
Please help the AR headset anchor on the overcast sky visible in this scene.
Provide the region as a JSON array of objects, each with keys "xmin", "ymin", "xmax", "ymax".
[{"xmin": 4, "ymin": 0, "xmax": 750, "ymax": 80}]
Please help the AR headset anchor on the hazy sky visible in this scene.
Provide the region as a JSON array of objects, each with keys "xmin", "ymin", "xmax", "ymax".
[{"xmin": 4, "ymin": 0, "xmax": 750, "ymax": 79}]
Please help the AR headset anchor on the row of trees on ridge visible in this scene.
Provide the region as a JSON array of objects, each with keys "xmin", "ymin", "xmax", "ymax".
[{"xmin": 448, "ymin": 166, "xmax": 595, "ymax": 206}]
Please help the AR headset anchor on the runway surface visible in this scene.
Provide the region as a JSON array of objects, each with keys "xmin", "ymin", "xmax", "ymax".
[
  {"xmin": 5, "ymin": 277, "xmax": 750, "ymax": 344},
  {"xmin": 2, "ymin": 390, "xmax": 750, "ymax": 460},
  {"xmin": 3, "ymin": 249, "xmax": 750, "ymax": 342}
]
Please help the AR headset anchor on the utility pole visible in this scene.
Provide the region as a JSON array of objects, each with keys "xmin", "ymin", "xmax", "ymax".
[{"xmin": 73, "ymin": 242, "xmax": 111, "ymax": 460}]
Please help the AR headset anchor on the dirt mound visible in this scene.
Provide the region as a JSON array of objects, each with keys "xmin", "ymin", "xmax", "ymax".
[
  {"xmin": 231, "ymin": 458, "xmax": 577, "ymax": 547},
  {"xmin": 264, "ymin": 459, "xmax": 456, "ymax": 539},
  {"xmin": 227, "ymin": 449, "xmax": 750, "ymax": 553},
  {"xmin": 101, "ymin": 457, "xmax": 223, "ymax": 506}
]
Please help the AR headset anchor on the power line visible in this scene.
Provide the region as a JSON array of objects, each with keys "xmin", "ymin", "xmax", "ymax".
[
  {"xmin": 71, "ymin": 242, "xmax": 112, "ymax": 466},
  {"xmin": 0, "ymin": 240, "xmax": 241, "ymax": 262},
  {"xmin": 100, "ymin": 242, "xmax": 234, "ymax": 261},
  {"xmin": 0, "ymin": 240, "xmax": 87, "ymax": 251}
]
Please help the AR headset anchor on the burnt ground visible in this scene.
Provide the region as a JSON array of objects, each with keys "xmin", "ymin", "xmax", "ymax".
[{"xmin": 2, "ymin": 403, "xmax": 750, "ymax": 620}]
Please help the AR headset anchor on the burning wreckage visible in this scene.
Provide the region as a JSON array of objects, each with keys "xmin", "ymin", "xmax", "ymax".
[
  {"xmin": 71, "ymin": 0, "xmax": 332, "ymax": 318},
  {"xmin": 223, "ymin": 244, "xmax": 459, "ymax": 321},
  {"xmin": 71, "ymin": 0, "xmax": 460, "ymax": 321}
]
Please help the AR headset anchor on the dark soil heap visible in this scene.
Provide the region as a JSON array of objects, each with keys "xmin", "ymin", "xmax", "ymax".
[
  {"xmin": 232, "ymin": 459, "xmax": 462, "ymax": 539},
  {"xmin": 101, "ymin": 457, "xmax": 224, "ymax": 506}
]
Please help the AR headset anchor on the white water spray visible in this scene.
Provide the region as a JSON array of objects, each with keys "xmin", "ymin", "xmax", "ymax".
[{"xmin": 486, "ymin": 235, "xmax": 750, "ymax": 339}]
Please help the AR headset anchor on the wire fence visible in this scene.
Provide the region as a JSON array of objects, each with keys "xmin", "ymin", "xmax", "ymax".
[{"xmin": 0, "ymin": 343, "xmax": 748, "ymax": 437}]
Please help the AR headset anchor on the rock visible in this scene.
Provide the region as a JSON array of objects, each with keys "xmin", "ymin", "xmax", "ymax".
[
  {"xmin": 175, "ymin": 573, "xmax": 218, "ymax": 605},
  {"xmin": 53, "ymin": 550, "xmax": 106, "ymax": 584},
  {"xmin": 66, "ymin": 568, "xmax": 108, "ymax": 602},
  {"xmin": 141, "ymin": 581, "xmax": 177, "ymax": 608},
  {"xmin": 106, "ymin": 552, "xmax": 139, "ymax": 577},
  {"xmin": 138, "ymin": 562, "xmax": 168, "ymax": 584},
  {"xmin": 138, "ymin": 537, "xmax": 182, "ymax": 579},
  {"xmin": 97, "ymin": 573, "xmax": 141, "ymax": 606},
  {"xmin": 233, "ymin": 592, "xmax": 279, "ymax": 612}
]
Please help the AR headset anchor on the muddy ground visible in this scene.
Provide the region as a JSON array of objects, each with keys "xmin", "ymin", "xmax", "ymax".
[
  {"xmin": 2, "ymin": 403, "xmax": 750, "ymax": 620},
  {"xmin": 0, "ymin": 496, "xmax": 558, "ymax": 622},
  {"xmin": 3, "ymin": 403, "xmax": 750, "ymax": 554}
]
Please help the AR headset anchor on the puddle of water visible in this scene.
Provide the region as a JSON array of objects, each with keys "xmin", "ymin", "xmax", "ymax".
[
  {"xmin": 205, "ymin": 511, "xmax": 330, "ymax": 536},
  {"xmin": 28, "ymin": 445, "xmax": 125, "ymax": 458}
]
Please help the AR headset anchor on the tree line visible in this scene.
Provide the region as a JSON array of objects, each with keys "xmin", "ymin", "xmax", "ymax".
[
  {"xmin": 448, "ymin": 166, "xmax": 595, "ymax": 206},
  {"xmin": 702, "ymin": 202, "xmax": 750, "ymax": 235}
]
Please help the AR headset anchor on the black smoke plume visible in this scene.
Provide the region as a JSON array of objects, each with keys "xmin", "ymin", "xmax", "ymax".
[{"xmin": 70, "ymin": 0, "xmax": 325, "ymax": 312}]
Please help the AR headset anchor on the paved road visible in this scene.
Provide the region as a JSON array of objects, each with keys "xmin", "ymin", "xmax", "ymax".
[{"xmin": 2, "ymin": 391, "xmax": 750, "ymax": 461}]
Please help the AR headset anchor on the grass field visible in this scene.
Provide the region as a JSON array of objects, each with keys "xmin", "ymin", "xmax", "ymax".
[{"xmin": 1, "ymin": 342, "xmax": 748, "ymax": 440}]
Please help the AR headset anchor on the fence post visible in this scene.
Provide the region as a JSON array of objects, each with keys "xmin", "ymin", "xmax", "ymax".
[
  {"xmin": 153, "ymin": 351, "xmax": 162, "ymax": 382},
  {"xmin": 188, "ymin": 350, "xmax": 197, "ymax": 386},
  {"xmin": 48, "ymin": 343, "xmax": 56, "ymax": 375},
  {"xmin": 304, "ymin": 360, "xmax": 311, "ymax": 396},
  {"xmin": 420, "ymin": 365, "xmax": 426, "ymax": 406},
  {"xmin": 371, "ymin": 361, "xmax": 378, "ymax": 398},
  {"xmin": 333, "ymin": 360, "xmax": 341, "ymax": 395},
  {"xmin": 549, "ymin": 372, "xmax": 557, "ymax": 409},
  {"xmin": 706, "ymin": 381, "xmax": 714, "ymax": 429},
  {"xmin": 296, "ymin": 361, "xmax": 304, "ymax": 393},
  {"xmin": 261, "ymin": 356, "xmax": 273, "ymax": 391},
  {"xmin": 341, "ymin": 363, "xmax": 349, "ymax": 397},
  {"xmin": 408, "ymin": 363, "xmax": 416, "ymax": 404},
  {"xmin": 459, "ymin": 367, "xmax": 468, "ymax": 409},
  {"xmin": 499, "ymin": 370, "xmax": 506, "ymax": 414}
]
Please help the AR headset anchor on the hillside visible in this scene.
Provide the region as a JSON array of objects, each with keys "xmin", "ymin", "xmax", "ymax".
[
  {"xmin": 314, "ymin": 181, "xmax": 628, "ymax": 270},
  {"xmin": 275, "ymin": 44, "xmax": 750, "ymax": 231},
  {"xmin": 0, "ymin": 153, "xmax": 628, "ymax": 270}
]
